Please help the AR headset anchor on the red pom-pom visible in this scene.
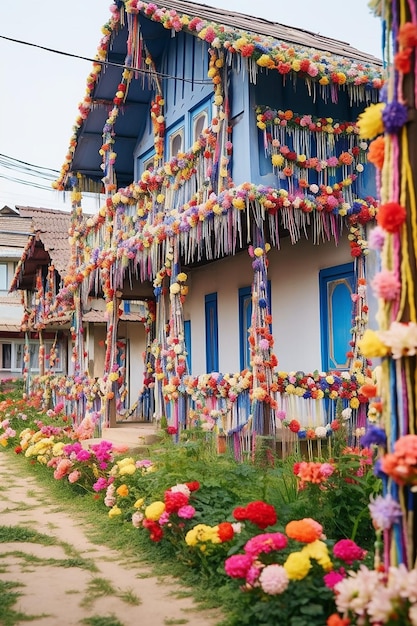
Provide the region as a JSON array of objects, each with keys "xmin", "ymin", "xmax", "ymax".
[{"xmin": 376, "ymin": 202, "xmax": 407, "ymax": 233}]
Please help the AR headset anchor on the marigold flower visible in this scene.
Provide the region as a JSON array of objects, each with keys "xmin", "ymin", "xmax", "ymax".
[
  {"xmin": 285, "ymin": 518, "xmax": 323, "ymax": 543},
  {"xmin": 283, "ymin": 551, "xmax": 312, "ymax": 580},
  {"xmin": 145, "ymin": 501, "xmax": 166, "ymax": 521}
]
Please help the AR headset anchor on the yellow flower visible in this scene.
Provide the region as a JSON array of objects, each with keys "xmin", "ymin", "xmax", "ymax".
[
  {"xmin": 272, "ymin": 154, "xmax": 284, "ymax": 167},
  {"xmin": 0, "ymin": 438, "xmax": 8, "ymax": 447},
  {"xmin": 358, "ymin": 329, "xmax": 389, "ymax": 358},
  {"xmin": 319, "ymin": 76, "xmax": 329, "ymax": 85},
  {"xmin": 108, "ymin": 506, "xmax": 122, "ymax": 518},
  {"xmin": 134, "ymin": 498, "xmax": 144, "ymax": 508},
  {"xmin": 254, "ymin": 247, "xmax": 264, "ymax": 257},
  {"xmin": 145, "ymin": 501, "xmax": 166, "ymax": 521},
  {"xmin": 350, "ymin": 397, "xmax": 360, "ymax": 410},
  {"xmin": 176, "ymin": 272, "xmax": 188, "ymax": 283},
  {"xmin": 357, "ymin": 103, "xmax": 385, "ymax": 139},
  {"xmin": 232, "ymin": 197, "xmax": 245, "ymax": 210},
  {"xmin": 256, "ymin": 54, "xmax": 275, "ymax": 69},
  {"xmin": 302, "ymin": 541, "xmax": 332, "ymax": 571},
  {"xmin": 119, "ymin": 463, "xmax": 136, "ymax": 476},
  {"xmin": 284, "ymin": 551, "xmax": 312, "ymax": 580}
]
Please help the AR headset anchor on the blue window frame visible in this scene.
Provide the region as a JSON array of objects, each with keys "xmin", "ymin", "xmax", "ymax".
[
  {"xmin": 238, "ymin": 282, "xmax": 272, "ymax": 371},
  {"xmin": 205, "ymin": 292, "xmax": 219, "ymax": 372},
  {"xmin": 239, "ymin": 286, "xmax": 252, "ymax": 370},
  {"xmin": 189, "ymin": 97, "xmax": 211, "ymax": 146},
  {"xmin": 136, "ymin": 147, "xmax": 155, "ymax": 179},
  {"xmin": 184, "ymin": 320, "xmax": 192, "ymax": 372},
  {"xmin": 319, "ymin": 263, "xmax": 354, "ymax": 371},
  {"xmin": 165, "ymin": 118, "xmax": 185, "ymax": 160}
]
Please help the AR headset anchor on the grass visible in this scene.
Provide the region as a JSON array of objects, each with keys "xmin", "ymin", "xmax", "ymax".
[
  {"xmin": 0, "ymin": 579, "xmax": 47, "ymax": 625},
  {"xmin": 0, "ymin": 550, "xmax": 98, "ymax": 571},
  {"xmin": 80, "ymin": 616, "xmax": 125, "ymax": 626}
]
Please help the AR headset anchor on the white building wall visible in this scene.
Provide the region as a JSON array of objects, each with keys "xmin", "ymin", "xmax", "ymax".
[{"xmin": 183, "ymin": 236, "xmax": 377, "ymax": 376}]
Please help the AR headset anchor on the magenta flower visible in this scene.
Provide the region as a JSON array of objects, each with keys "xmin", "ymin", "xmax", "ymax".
[
  {"xmin": 324, "ymin": 568, "xmax": 346, "ymax": 589},
  {"xmin": 333, "ymin": 539, "xmax": 366, "ymax": 565},
  {"xmin": 244, "ymin": 533, "xmax": 288, "ymax": 558},
  {"xmin": 224, "ymin": 554, "xmax": 253, "ymax": 578}
]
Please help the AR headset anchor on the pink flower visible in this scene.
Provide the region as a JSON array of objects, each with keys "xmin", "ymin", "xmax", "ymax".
[
  {"xmin": 371, "ymin": 270, "xmax": 401, "ymax": 301},
  {"xmin": 177, "ymin": 505, "xmax": 196, "ymax": 519},
  {"xmin": 225, "ymin": 554, "xmax": 253, "ymax": 578},
  {"xmin": 333, "ymin": 539, "xmax": 366, "ymax": 565},
  {"xmin": 53, "ymin": 458, "xmax": 73, "ymax": 480},
  {"xmin": 68, "ymin": 470, "xmax": 81, "ymax": 483},
  {"xmin": 259, "ymin": 564, "xmax": 289, "ymax": 595},
  {"xmin": 244, "ymin": 533, "xmax": 288, "ymax": 558}
]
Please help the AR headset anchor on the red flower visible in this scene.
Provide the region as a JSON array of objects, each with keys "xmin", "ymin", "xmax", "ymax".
[
  {"xmin": 289, "ymin": 419, "xmax": 300, "ymax": 433},
  {"xmin": 233, "ymin": 501, "xmax": 277, "ymax": 529},
  {"xmin": 143, "ymin": 519, "xmax": 164, "ymax": 542},
  {"xmin": 185, "ymin": 481, "xmax": 200, "ymax": 492},
  {"xmin": 14, "ymin": 446, "xmax": 23, "ymax": 454},
  {"xmin": 166, "ymin": 426, "xmax": 178, "ymax": 435},
  {"xmin": 377, "ymin": 201, "xmax": 407, "ymax": 233},
  {"xmin": 217, "ymin": 522, "xmax": 234, "ymax": 542},
  {"xmin": 164, "ymin": 490, "xmax": 189, "ymax": 513}
]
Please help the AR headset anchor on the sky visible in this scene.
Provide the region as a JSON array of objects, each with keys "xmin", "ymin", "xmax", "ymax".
[{"xmin": 0, "ymin": 0, "xmax": 383, "ymax": 213}]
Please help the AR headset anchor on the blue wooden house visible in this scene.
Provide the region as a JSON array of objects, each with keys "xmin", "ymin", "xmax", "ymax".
[{"xmin": 38, "ymin": 0, "xmax": 384, "ymax": 445}]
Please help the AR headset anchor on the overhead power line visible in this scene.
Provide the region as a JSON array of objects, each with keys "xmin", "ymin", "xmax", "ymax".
[{"xmin": 0, "ymin": 34, "xmax": 212, "ymax": 85}]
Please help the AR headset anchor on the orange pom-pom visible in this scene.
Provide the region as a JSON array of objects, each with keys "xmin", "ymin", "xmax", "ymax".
[
  {"xmin": 398, "ymin": 22, "xmax": 417, "ymax": 48},
  {"xmin": 395, "ymin": 48, "xmax": 412, "ymax": 74},
  {"xmin": 367, "ymin": 136, "xmax": 385, "ymax": 169}
]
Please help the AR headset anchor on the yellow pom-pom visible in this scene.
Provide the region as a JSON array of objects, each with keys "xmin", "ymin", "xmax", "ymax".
[{"xmin": 357, "ymin": 103, "xmax": 385, "ymax": 139}]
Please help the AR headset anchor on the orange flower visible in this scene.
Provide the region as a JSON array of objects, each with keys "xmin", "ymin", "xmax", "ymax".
[{"xmin": 285, "ymin": 518, "xmax": 323, "ymax": 543}]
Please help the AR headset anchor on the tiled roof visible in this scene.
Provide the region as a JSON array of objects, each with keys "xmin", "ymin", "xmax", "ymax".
[{"xmin": 16, "ymin": 206, "xmax": 71, "ymax": 276}]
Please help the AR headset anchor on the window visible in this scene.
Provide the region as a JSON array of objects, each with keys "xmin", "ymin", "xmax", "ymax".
[
  {"xmin": 239, "ymin": 282, "xmax": 272, "ymax": 370},
  {"xmin": 319, "ymin": 263, "xmax": 354, "ymax": 371},
  {"xmin": 0, "ymin": 263, "xmax": 8, "ymax": 291},
  {"xmin": 184, "ymin": 320, "xmax": 192, "ymax": 372},
  {"xmin": 137, "ymin": 148, "xmax": 155, "ymax": 178},
  {"xmin": 0, "ymin": 341, "xmax": 63, "ymax": 372},
  {"xmin": 2, "ymin": 343, "xmax": 11, "ymax": 369},
  {"xmin": 239, "ymin": 286, "xmax": 252, "ymax": 370},
  {"xmin": 189, "ymin": 98, "xmax": 212, "ymax": 148},
  {"xmin": 166, "ymin": 119, "xmax": 185, "ymax": 160},
  {"xmin": 205, "ymin": 293, "xmax": 218, "ymax": 372}
]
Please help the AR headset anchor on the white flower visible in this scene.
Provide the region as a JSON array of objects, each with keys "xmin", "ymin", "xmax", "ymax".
[
  {"xmin": 341, "ymin": 408, "xmax": 352, "ymax": 421},
  {"xmin": 170, "ymin": 483, "xmax": 191, "ymax": 497},
  {"xmin": 315, "ymin": 426, "xmax": 327, "ymax": 438},
  {"xmin": 379, "ymin": 321, "xmax": 417, "ymax": 359},
  {"xmin": 334, "ymin": 565, "xmax": 380, "ymax": 616}
]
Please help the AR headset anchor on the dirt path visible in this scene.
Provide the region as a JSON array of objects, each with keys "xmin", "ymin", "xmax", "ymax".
[{"xmin": 0, "ymin": 450, "xmax": 222, "ymax": 626}]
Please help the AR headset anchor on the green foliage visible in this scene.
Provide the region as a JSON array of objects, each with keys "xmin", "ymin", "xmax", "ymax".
[{"xmin": 0, "ymin": 388, "xmax": 385, "ymax": 626}]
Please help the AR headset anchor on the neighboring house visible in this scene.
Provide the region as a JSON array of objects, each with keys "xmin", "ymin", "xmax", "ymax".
[
  {"xmin": 0, "ymin": 205, "xmax": 31, "ymax": 378},
  {"xmin": 24, "ymin": 1, "xmax": 384, "ymax": 442},
  {"xmin": 5, "ymin": 206, "xmax": 73, "ymax": 381}
]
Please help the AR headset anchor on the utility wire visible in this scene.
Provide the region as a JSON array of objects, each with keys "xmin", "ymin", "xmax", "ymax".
[
  {"xmin": 0, "ymin": 34, "xmax": 212, "ymax": 85},
  {"xmin": 0, "ymin": 154, "xmax": 59, "ymax": 175}
]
